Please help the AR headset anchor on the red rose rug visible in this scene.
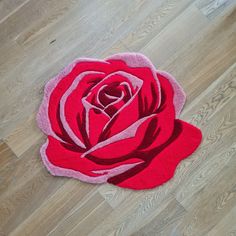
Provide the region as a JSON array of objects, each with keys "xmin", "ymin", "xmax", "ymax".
[{"xmin": 37, "ymin": 53, "xmax": 202, "ymax": 190}]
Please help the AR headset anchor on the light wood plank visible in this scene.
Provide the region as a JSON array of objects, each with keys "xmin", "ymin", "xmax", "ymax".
[
  {"xmin": 0, "ymin": 0, "xmax": 83, "ymax": 45},
  {"xmin": 120, "ymin": 0, "xmax": 194, "ymax": 51},
  {"xmin": 4, "ymin": 114, "xmax": 42, "ymax": 156},
  {"xmin": 9, "ymin": 181, "xmax": 95, "ymax": 236},
  {"xmin": 174, "ymin": 63, "xmax": 236, "ymax": 207},
  {"xmin": 0, "ymin": 141, "xmax": 17, "ymax": 196},
  {"xmin": 131, "ymin": 199, "xmax": 186, "ymax": 236},
  {"xmin": 0, "ymin": 141, "xmax": 16, "ymax": 169},
  {"xmin": 48, "ymin": 192, "xmax": 110, "ymax": 236},
  {"xmin": 0, "ymin": 139, "xmax": 67, "ymax": 235},
  {"xmin": 148, "ymin": 5, "xmax": 236, "ymax": 105},
  {"xmin": 207, "ymin": 204, "xmax": 236, "ymax": 236},
  {"xmin": 67, "ymin": 200, "xmax": 112, "ymax": 236},
  {"xmin": 88, "ymin": 193, "xmax": 178, "ymax": 236},
  {"xmin": 175, "ymin": 160, "xmax": 236, "ymax": 236},
  {"xmin": 0, "ymin": 1, "xmax": 235, "ymax": 235},
  {"xmin": 0, "ymin": 0, "xmax": 28, "ymax": 23},
  {"xmin": 140, "ymin": 4, "xmax": 209, "ymax": 66},
  {"xmin": 196, "ymin": 0, "xmax": 235, "ymax": 19}
]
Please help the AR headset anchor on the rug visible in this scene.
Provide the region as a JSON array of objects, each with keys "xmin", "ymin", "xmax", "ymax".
[{"xmin": 37, "ymin": 53, "xmax": 202, "ymax": 190}]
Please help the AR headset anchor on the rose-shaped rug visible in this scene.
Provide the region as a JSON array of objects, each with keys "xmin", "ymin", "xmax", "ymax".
[{"xmin": 37, "ymin": 53, "xmax": 202, "ymax": 190}]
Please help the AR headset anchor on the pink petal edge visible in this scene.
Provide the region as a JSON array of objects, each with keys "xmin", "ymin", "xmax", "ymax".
[
  {"xmin": 36, "ymin": 58, "xmax": 109, "ymax": 142},
  {"xmin": 157, "ymin": 70, "xmax": 186, "ymax": 117},
  {"xmin": 41, "ymin": 139, "xmax": 144, "ymax": 183},
  {"xmin": 60, "ymin": 71, "xmax": 105, "ymax": 149},
  {"xmin": 105, "ymin": 52, "xmax": 162, "ymax": 108},
  {"xmin": 82, "ymin": 114, "xmax": 156, "ymax": 157}
]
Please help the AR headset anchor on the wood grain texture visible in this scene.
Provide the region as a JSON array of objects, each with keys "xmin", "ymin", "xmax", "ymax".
[{"xmin": 0, "ymin": 0, "xmax": 235, "ymax": 235}]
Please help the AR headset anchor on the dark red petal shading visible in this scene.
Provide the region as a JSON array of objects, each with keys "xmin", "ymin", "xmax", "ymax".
[
  {"xmin": 43, "ymin": 136, "xmax": 144, "ymax": 183},
  {"xmin": 107, "ymin": 119, "xmax": 202, "ymax": 190},
  {"xmin": 48, "ymin": 60, "xmax": 111, "ymax": 142},
  {"xmin": 98, "ymin": 91, "xmax": 140, "ymax": 142},
  {"xmin": 62, "ymin": 72, "xmax": 106, "ymax": 147},
  {"xmin": 98, "ymin": 82, "xmax": 132, "ymax": 108},
  {"xmin": 100, "ymin": 68, "xmax": 177, "ymax": 151},
  {"xmin": 99, "ymin": 60, "xmax": 163, "ymax": 141},
  {"xmin": 85, "ymin": 106, "xmax": 110, "ymax": 146},
  {"xmin": 101, "ymin": 84, "xmax": 132, "ymax": 117},
  {"xmin": 85, "ymin": 73, "xmax": 139, "ymax": 118},
  {"xmin": 157, "ymin": 70, "xmax": 186, "ymax": 117},
  {"xmin": 84, "ymin": 114, "xmax": 157, "ymax": 163},
  {"xmin": 106, "ymin": 59, "xmax": 160, "ymax": 115},
  {"xmin": 138, "ymin": 73, "xmax": 176, "ymax": 151}
]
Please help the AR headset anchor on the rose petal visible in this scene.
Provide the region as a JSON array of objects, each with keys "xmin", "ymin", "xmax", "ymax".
[
  {"xmin": 105, "ymin": 52, "xmax": 161, "ymax": 113},
  {"xmin": 97, "ymin": 85, "xmax": 120, "ymax": 107},
  {"xmin": 107, "ymin": 119, "xmax": 202, "ymax": 190},
  {"xmin": 98, "ymin": 83, "xmax": 132, "ymax": 116},
  {"xmin": 61, "ymin": 72, "xmax": 106, "ymax": 148},
  {"xmin": 99, "ymin": 91, "xmax": 140, "ymax": 141},
  {"xmin": 39, "ymin": 59, "xmax": 110, "ymax": 144},
  {"xmin": 99, "ymin": 56, "xmax": 162, "ymax": 139},
  {"xmin": 82, "ymin": 99, "xmax": 110, "ymax": 146},
  {"xmin": 85, "ymin": 71, "xmax": 142, "ymax": 106},
  {"xmin": 138, "ymin": 74, "xmax": 176, "ymax": 151},
  {"xmin": 85, "ymin": 71, "xmax": 143, "ymax": 141},
  {"xmin": 157, "ymin": 70, "xmax": 186, "ymax": 117},
  {"xmin": 83, "ymin": 114, "xmax": 156, "ymax": 161},
  {"xmin": 41, "ymin": 136, "xmax": 144, "ymax": 184},
  {"xmin": 99, "ymin": 69, "xmax": 177, "ymax": 151}
]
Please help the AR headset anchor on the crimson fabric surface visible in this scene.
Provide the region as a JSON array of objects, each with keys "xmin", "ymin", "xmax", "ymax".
[{"xmin": 37, "ymin": 53, "xmax": 202, "ymax": 190}]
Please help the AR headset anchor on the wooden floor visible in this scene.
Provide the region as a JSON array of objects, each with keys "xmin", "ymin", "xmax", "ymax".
[{"xmin": 0, "ymin": 0, "xmax": 236, "ymax": 235}]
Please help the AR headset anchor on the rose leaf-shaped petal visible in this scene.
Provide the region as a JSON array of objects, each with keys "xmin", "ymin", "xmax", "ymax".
[
  {"xmin": 107, "ymin": 120, "xmax": 202, "ymax": 190},
  {"xmin": 157, "ymin": 70, "xmax": 186, "ymax": 117},
  {"xmin": 37, "ymin": 59, "xmax": 110, "ymax": 147},
  {"xmin": 42, "ymin": 136, "xmax": 144, "ymax": 183}
]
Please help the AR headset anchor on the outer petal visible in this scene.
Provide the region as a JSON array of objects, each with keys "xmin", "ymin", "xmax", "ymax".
[
  {"xmin": 83, "ymin": 114, "xmax": 156, "ymax": 162},
  {"xmin": 37, "ymin": 58, "xmax": 111, "ymax": 146},
  {"xmin": 107, "ymin": 119, "xmax": 202, "ymax": 190},
  {"xmin": 157, "ymin": 70, "xmax": 186, "ymax": 117},
  {"xmin": 138, "ymin": 73, "xmax": 176, "ymax": 151},
  {"xmin": 105, "ymin": 53, "xmax": 161, "ymax": 114},
  {"xmin": 41, "ymin": 136, "xmax": 144, "ymax": 184},
  {"xmin": 61, "ymin": 71, "xmax": 106, "ymax": 147}
]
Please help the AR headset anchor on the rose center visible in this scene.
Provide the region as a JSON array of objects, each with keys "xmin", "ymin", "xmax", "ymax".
[
  {"xmin": 84, "ymin": 73, "xmax": 142, "ymax": 119},
  {"xmin": 96, "ymin": 82, "xmax": 132, "ymax": 117},
  {"xmin": 98, "ymin": 84, "xmax": 121, "ymax": 106}
]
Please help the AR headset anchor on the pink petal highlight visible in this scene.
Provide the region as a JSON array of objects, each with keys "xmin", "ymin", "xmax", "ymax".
[
  {"xmin": 101, "ymin": 72, "xmax": 143, "ymax": 132},
  {"xmin": 60, "ymin": 71, "xmax": 105, "ymax": 148},
  {"xmin": 82, "ymin": 71, "xmax": 143, "ymax": 137},
  {"xmin": 105, "ymin": 52, "xmax": 161, "ymax": 108},
  {"xmin": 41, "ymin": 139, "xmax": 143, "ymax": 183},
  {"xmin": 82, "ymin": 114, "xmax": 156, "ymax": 157},
  {"xmin": 37, "ymin": 58, "xmax": 110, "ymax": 142},
  {"xmin": 86, "ymin": 71, "xmax": 143, "ymax": 94},
  {"xmin": 157, "ymin": 70, "xmax": 186, "ymax": 117},
  {"xmin": 82, "ymin": 97, "xmax": 110, "ymax": 137}
]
